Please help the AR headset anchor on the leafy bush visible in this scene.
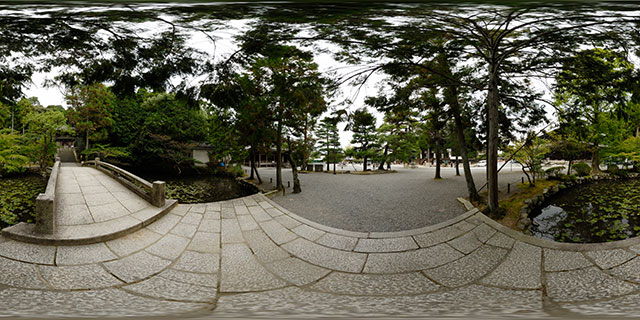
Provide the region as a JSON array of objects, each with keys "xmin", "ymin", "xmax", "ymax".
[
  {"xmin": 545, "ymin": 166, "xmax": 565, "ymax": 178},
  {"xmin": 572, "ymin": 162, "xmax": 591, "ymax": 176}
]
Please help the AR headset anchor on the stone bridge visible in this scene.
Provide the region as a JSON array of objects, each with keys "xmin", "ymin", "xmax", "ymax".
[{"xmin": 1, "ymin": 163, "xmax": 640, "ymax": 318}]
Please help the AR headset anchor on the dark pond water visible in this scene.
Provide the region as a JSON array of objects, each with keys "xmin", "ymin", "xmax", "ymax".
[
  {"xmin": 0, "ymin": 174, "xmax": 47, "ymax": 228},
  {"xmin": 530, "ymin": 179, "xmax": 640, "ymax": 243},
  {"xmin": 140, "ymin": 174, "xmax": 257, "ymax": 204}
]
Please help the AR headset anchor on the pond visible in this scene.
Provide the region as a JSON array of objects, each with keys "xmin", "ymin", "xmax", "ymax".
[
  {"xmin": 140, "ymin": 174, "xmax": 258, "ymax": 204},
  {"xmin": 530, "ymin": 179, "xmax": 640, "ymax": 243},
  {"xmin": 0, "ymin": 174, "xmax": 47, "ymax": 229}
]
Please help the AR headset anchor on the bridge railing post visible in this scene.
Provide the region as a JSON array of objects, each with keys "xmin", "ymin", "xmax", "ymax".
[
  {"xmin": 95, "ymin": 157, "xmax": 100, "ymax": 168},
  {"xmin": 34, "ymin": 194, "xmax": 55, "ymax": 234},
  {"xmin": 151, "ymin": 181, "xmax": 166, "ymax": 207}
]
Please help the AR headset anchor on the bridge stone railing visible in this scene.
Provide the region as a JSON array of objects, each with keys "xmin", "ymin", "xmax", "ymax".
[
  {"xmin": 35, "ymin": 159, "xmax": 61, "ymax": 234},
  {"xmin": 83, "ymin": 158, "xmax": 166, "ymax": 207}
]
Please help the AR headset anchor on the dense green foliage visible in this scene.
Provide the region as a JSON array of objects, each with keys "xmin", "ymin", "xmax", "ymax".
[
  {"xmin": 533, "ymin": 179, "xmax": 640, "ymax": 243},
  {"xmin": 0, "ymin": 175, "xmax": 46, "ymax": 227},
  {"xmin": 572, "ymin": 162, "xmax": 591, "ymax": 176}
]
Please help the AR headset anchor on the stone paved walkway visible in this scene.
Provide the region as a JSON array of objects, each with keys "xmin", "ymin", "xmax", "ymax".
[
  {"xmin": 3, "ymin": 163, "xmax": 176, "ymax": 244},
  {"xmin": 2, "ymin": 194, "xmax": 640, "ymax": 318}
]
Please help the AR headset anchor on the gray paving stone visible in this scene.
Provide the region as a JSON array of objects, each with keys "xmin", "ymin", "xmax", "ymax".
[
  {"xmin": 0, "ymin": 257, "xmax": 47, "ymax": 289},
  {"xmin": 189, "ymin": 204, "xmax": 206, "ymax": 214},
  {"xmin": 213, "ymin": 285, "xmax": 544, "ymax": 318},
  {"xmin": 316, "ymin": 233, "xmax": 358, "ymax": 251},
  {"xmin": 546, "ymin": 267, "xmax": 638, "ymax": 302},
  {"xmin": 0, "ymin": 287, "xmax": 207, "ymax": 318},
  {"xmin": 543, "ymin": 249, "xmax": 593, "ymax": 272},
  {"xmin": 58, "ymin": 183, "xmax": 81, "ymax": 194},
  {"xmin": 266, "ymin": 257, "xmax": 330, "ymax": 286},
  {"xmin": 146, "ymin": 233, "xmax": 190, "ymax": 260},
  {"xmin": 221, "ymin": 219, "xmax": 244, "ymax": 243},
  {"xmin": 0, "ymin": 240, "xmax": 55, "ymax": 265},
  {"xmin": 220, "ymin": 243, "xmax": 287, "ymax": 292},
  {"xmin": 292, "ymin": 224, "xmax": 326, "ymax": 241},
  {"xmin": 259, "ymin": 219, "xmax": 298, "ymax": 245},
  {"xmin": 311, "ymin": 272, "xmax": 440, "ymax": 295},
  {"xmin": 173, "ymin": 250, "xmax": 219, "ymax": 274},
  {"xmin": 471, "ymin": 223, "xmax": 497, "ymax": 243},
  {"xmin": 38, "ymin": 264, "xmax": 121, "ymax": 289},
  {"xmin": 80, "ymin": 185, "xmax": 108, "ymax": 195},
  {"xmin": 111, "ymin": 190, "xmax": 138, "ymax": 201},
  {"xmin": 182, "ymin": 212, "xmax": 203, "ymax": 226},
  {"xmin": 146, "ymin": 213, "xmax": 181, "ymax": 235},
  {"xmin": 237, "ymin": 214, "xmax": 259, "ymax": 231},
  {"xmin": 159, "ymin": 268, "xmax": 218, "ymax": 288},
  {"xmin": 282, "ymin": 238, "xmax": 367, "ymax": 273},
  {"xmin": 84, "ymin": 193, "xmax": 118, "ymax": 207},
  {"xmin": 205, "ymin": 203, "xmax": 221, "ymax": 213},
  {"xmin": 243, "ymin": 197, "xmax": 258, "ymax": 207},
  {"xmin": 274, "ymin": 214, "xmax": 302, "ymax": 229},
  {"xmin": 104, "ymin": 250, "xmax": 171, "ymax": 283},
  {"xmin": 221, "ymin": 206, "xmax": 235, "ymax": 219},
  {"xmin": 584, "ymin": 249, "xmax": 636, "ymax": 269},
  {"xmin": 480, "ymin": 241, "xmax": 541, "ymax": 289},
  {"xmin": 248, "ymin": 206, "xmax": 271, "ymax": 222},
  {"xmin": 423, "ymin": 245, "xmax": 508, "ymax": 287},
  {"xmin": 120, "ymin": 198, "xmax": 151, "ymax": 214},
  {"xmin": 364, "ymin": 243, "xmax": 463, "ymax": 274},
  {"xmin": 130, "ymin": 207, "xmax": 158, "ymax": 222},
  {"xmin": 56, "ymin": 204, "xmax": 93, "ymax": 225},
  {"xmin": 259, "ymin": 201, "xmax": 274, "ymax": 210},
  {"xmin": 199, "ymin": 218, "xmax": 221, "ymax": 233},
  {"xmin": 485, "ymin": 231, "xmax": 516, "ymax": 249},
  {"xmin": 265, "ymin": 207, "xmax": 284, "ymax": 218},
  {"xmin": 608, "ymin": 257, "xmax": 640, "ymax": 283},
  {"xmin": 57, "ymin": 194, "xmax": 87, "ymax": 207},
  {"xmin": 106, "ymin": 228, "xmax": 162, "ymax": 257},
  {"xmin": 244, "ymin": 229, "xmax": 291, "ymax": 264},
  {"xmin": 89, "ymin": 202, "xmax": 130, "ymax": 222},
  {"xmin": 188, "ymin": 231, "xmax": 220, "ymax": 253},
  {"xmin": 56, "ymin": 242, "xmax": 118, "ymax": 265},
  {"xmin": 447, "ymin": 231, "xmax": 482, "ymax": 254},
  {"xmin": 170, "ymin": 222, "xmax": 198, "ymax": 238},
  {"xmin": 124, "ymin": 274, "xmax": 216, "ymax": 302},
  {"xmin": 170, "ymin": 204, "xmax": 190, "ymax": 216},
  {"xmin": 413, "ymin": 221, "xmax": 475, "ymax": 248},
  {"xmin": 354, "ymin": 237, "xmax": 418, "ymax": 253},
  {"xmin": 234, "ymin": 205, "xmax": 250, "ymax": 216}
]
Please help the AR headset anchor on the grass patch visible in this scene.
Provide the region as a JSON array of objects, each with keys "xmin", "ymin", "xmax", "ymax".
[{"xmin": 498, "ymin": 179, "xmax": 560, "ymax": 228}]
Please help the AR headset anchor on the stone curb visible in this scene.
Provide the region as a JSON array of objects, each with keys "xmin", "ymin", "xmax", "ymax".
[{"xmin": 2, "ymin": 200, "xmax": 178, "ymax": 246}]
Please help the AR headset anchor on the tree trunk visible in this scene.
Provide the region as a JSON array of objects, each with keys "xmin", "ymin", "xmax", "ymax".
[
  {"xmin": 302, "ymin": 117, "xmax": 309, "ymax": 171},
  {"xmin": 591, "ymin": 143, "xmax": 600, "ymax": 174},
  {"xmin": 287, "ymin": 146, "xmax": 301, "ymax": 194},
  {"xmin": 636, "ymin": 126, "xmax": 639, "ymax": 137},
  {"xmin": 363, "ymin": 156, "xmax": 368, "ymax": 171},
  {"xmin": 487, "ymin": 64, "xmax": 500, "ymax": 214},
  {"xmin": 567, "ymin": 159, "xmax": 573, "ymax": 176},
  {"xmin": 455, "ymin": 157, "xmax": 460, "ymax": 176},
  {"xmin": 326, "ymin": 132, "xmax": 330, "ymax": 172},
  {"xmin": 522, "ymin": 165, "xmax": 532, "ymax": 186},
  {"xmin": 85, "ymin": 132, "xmax": 90, "ymax": 152},
  {"xmin": 249, "ymin": 147, "xmax": 255, "ymax": 180},
  {"xmin": 435, "ymin": 141, "xmax": 442, "ymax": 179},
  {"xmin": 378, "ymin": 144, "xmax": 388, "ymax": 170},
  {"xmin": 276, "ymin": 120, "xmax": 283, "ymax": 191}
]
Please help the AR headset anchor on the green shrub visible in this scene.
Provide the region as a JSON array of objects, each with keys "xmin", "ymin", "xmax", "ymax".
[
  {"xmin": 572, "ymin": 162, "xmax": 591, "ymax": 176},
  {"xmin": 545, "ymin": 166, "xmax": 565, "ymax": 179}
]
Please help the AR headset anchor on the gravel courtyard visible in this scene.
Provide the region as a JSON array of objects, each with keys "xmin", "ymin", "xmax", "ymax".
[{"xmin": 250, "ymin": 165, "xmax": 527, "ymax": 232}]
